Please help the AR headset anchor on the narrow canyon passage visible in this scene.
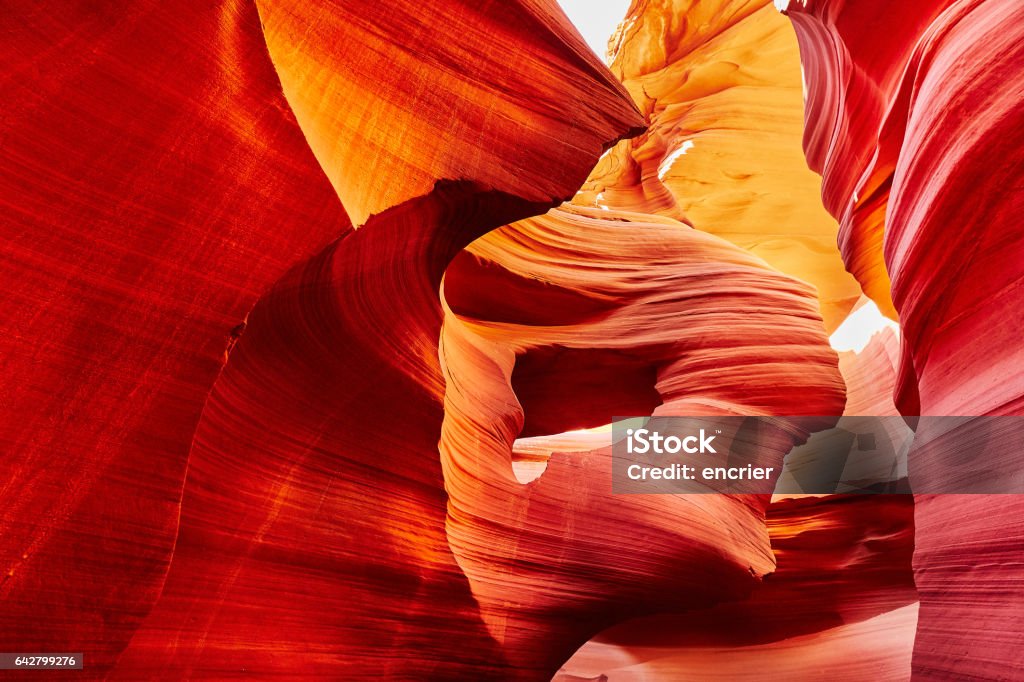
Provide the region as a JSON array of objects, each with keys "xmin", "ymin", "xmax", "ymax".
[{"xmin": 1, "ymin": 0, "xmax": 1021, "ymax": 679}]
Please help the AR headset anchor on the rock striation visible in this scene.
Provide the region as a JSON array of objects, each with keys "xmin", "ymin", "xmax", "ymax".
[
  {"xmin": 441, "ymin": 205, "xmax": 845, "ymax": 674},
  {"xmin": 4, "ymin": 0, "xmax": 1019, "ymax": 678},
  {"xmin": 786, "ymin": 0, "xmax": 1024, "ymax": 676}
]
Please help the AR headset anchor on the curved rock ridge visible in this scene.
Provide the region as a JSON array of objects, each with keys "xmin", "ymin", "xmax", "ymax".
[
  {"xmin": 255, "ymin": 0, "xmax": 645, "ymax": 226},
  {"xmin": 110, "ymin": 183, "xmax": 843, "ymax": 679},
  {"xmin": 785, "ymin": 0, "xmax": 1024, "ymax": 677},
  {"xmin": 557, "ymin": 606, "xmax": 918, "ymax": 682},
  {"xmin": 577, "ymin": 0, "xmax": 862, "ymax": 331},
  {"xmin": 1, "ymin": 0, "xmax": 643, "ymax": 677},
  {"xmin": 112, "ymin": 187, "xmax": 555, "ymax": 680},
  {"xmin": 555, "ymin": 494, "xmax": 918, "ymax": 681},
  {"xmin": 439, "ymin": 205, "xmax": 846, "ymax": 676}
]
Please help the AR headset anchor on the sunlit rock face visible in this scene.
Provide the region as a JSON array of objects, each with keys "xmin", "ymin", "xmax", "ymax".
[
  {"xmin": 577, "ymin": 0, "xmax": 862, "ymax": 331},
  {"xmin": 786, "ymin": 0, "xmax": 1024, "ymax": 677},
  {"xmin": 254, "ymin": 0, "xmax": 644, "ymax": 226}
]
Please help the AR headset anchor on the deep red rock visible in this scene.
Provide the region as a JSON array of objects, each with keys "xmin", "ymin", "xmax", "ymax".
[{"xmin": 0, "ymin": 2, "xmax": 351, "ymax": 669}]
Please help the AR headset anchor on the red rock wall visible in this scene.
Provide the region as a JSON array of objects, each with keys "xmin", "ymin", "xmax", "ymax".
[
  {"xmin": 1, "ymin": 1, "xmax": 642, "ymax": 678},
  {"xmin": 1, "ymin": 1, "xmax": 352, "ymax": 668},
  {"xmin": 786, "ymin": 0, "xmax": 1024, "ymax": 677}
]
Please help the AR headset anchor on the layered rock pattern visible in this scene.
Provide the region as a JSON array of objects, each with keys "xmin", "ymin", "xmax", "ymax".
[
  {"xmin": 3, "ymin": 0, "xmax": 1018, "ymax": 679},
  {"xmin": 440, "ymin": 206, "xmax": 845, "ymax": 674},
  {"xmin": 1, "ymin": 1, "xmax": 352, "ymax": 668},
  {"xmin": 557, "ymin": 494, "xmax": 917, "ymax": 680},
  {"xmin": 1, "ymin": 1, "xmax": 642, "ymax": 678}
]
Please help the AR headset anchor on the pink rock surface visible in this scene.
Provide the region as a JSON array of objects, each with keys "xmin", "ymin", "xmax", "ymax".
[{"xmin": 788, "ymin": 0, "xmax": 1024, "ymax": 676}]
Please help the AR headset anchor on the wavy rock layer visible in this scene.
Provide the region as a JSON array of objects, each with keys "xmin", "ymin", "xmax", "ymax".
[
  {"xmin": 786, "ymin": 0, "xmax": 1024, "ymax": 677},
  {"xmin": 113, "ymin": 188, "xmax": 551, "ymax": 680},
  {"xmin": 11, "ymin": 0, "xmax": 1008, "ymax": 677},
  {"xmin": 112, "ymin": 208, "xmax": 844, "ymax": 678},
  {"xmin": 440, "ymin": 205, "xmax": 845, "ymax": 674},
  {"xmin": 558, "ymin": 606, "xmax": 918, "ymax": 682},
  {"xmin": 577, "ymin": 0, "xmax": 862, "ymax": 330}
]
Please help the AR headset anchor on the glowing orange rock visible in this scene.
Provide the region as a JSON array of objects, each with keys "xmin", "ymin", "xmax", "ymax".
[
  {"xmin": 578, "ymin": 0, "xmax": 863, "ymax": 331},
  {"xmin": 255, "ymin": 0, "xmax": 643, "ymax": 226},
  {"xmin": 440, "ymin": 205, "xmax": 845, "ymax": 674},
  {"xmin": 112, "ymin": 200, "xmax": 844, "ymax": 679},
  {"xmin": 10, "ymin": 0, "xmax": 1008, "ymax": 676}
]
